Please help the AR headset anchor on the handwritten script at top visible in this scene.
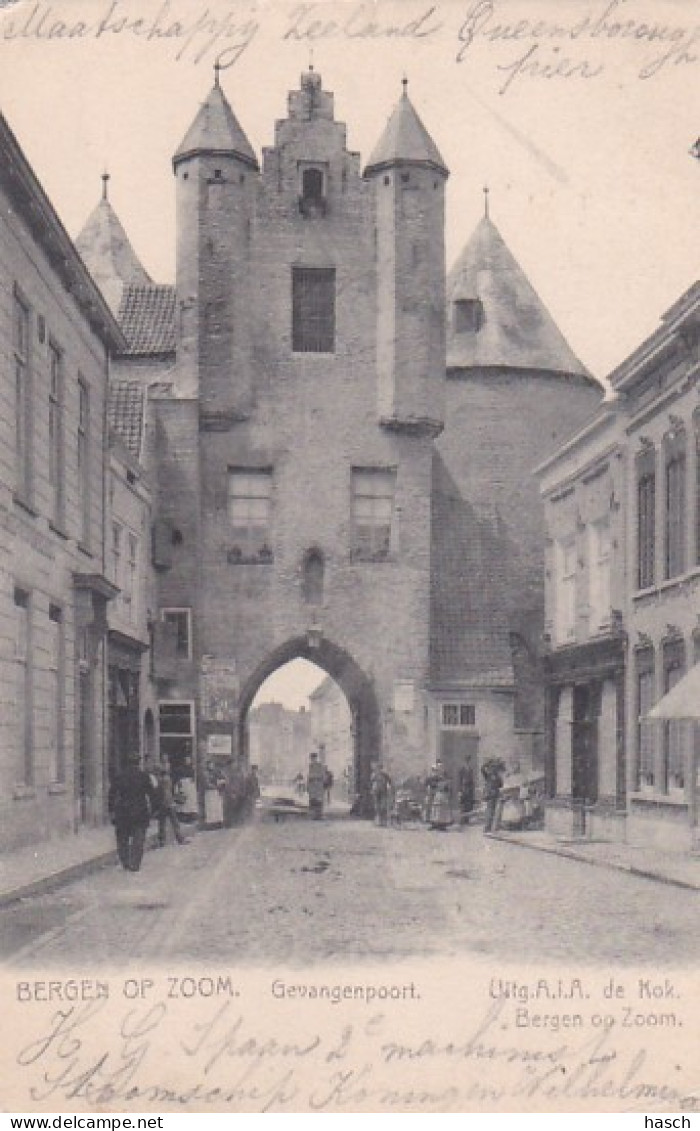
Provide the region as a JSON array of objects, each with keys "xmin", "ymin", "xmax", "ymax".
[
  {"xmin": 0, "ymin": 0, "xmax": 698, "ymax": 94},
  {"xmin": 14, "ymin": 994, "xmax": 700, "ymax": 1112}
]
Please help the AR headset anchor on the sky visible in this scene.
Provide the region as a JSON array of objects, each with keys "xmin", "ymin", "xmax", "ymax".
[
  {"xmin": 0, "ymin": 0, "xmax": 698, "ymax": 707},
  {"xmin": 252, "ymin": 659, "xmax": 327, "ymax": 710},
  {"xmin": 0, "ymin": 0, "xmax": 697, "ymax": 381}
]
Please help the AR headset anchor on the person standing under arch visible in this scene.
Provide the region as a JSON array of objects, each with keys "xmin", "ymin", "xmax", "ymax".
[
  {"xmin": 307, "ymin": 751, "xmax": 325, "ymax": 820},
  {"xmin": 108, "ymin": 751, "xmax": 158, "ymax": 871}
]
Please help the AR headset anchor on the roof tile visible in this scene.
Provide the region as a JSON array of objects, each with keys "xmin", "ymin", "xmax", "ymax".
[
  {"xmin": 117, "ymin": 284, "xmax": 176, "ymax": 357},
  {"xmin": 429, "ymin": 453, "xmax": 515, "ymax": 687},
  {"xmin": 107, "ymin": 381, "xmax": 145, "ymax": 460}
]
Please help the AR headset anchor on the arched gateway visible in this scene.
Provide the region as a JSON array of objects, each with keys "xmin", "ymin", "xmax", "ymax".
[
  {"xmin": 238, "ymin": 639, "xmax": 380, "ymax": 814},
  {"xmin": 140, "ymin": 69, "xmax": 601, "ymax": 823}
]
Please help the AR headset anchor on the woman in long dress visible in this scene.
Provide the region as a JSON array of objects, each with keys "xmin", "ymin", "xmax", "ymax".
[{"xmin": 425, "ymin": 762, "xmax": 453, "ymax": 830}]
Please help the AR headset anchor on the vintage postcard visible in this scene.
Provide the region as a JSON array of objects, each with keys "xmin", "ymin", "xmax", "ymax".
[{"xmin": 0, "ymin": 0, "xmax": 699, "ymax": 1115}]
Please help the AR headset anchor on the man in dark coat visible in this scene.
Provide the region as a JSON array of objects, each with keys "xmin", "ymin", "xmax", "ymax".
[
  {"xmin": 108, "ymin": 752, "xmax": 158, "ymax": 871},
  {"xmin": 481, "ymin": 759, "xmax": 505, "ymax": 835}
]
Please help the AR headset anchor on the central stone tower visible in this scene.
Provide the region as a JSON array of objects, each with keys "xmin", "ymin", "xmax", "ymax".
[{"xmin": 153, "ymin": 69, "xmax": 449, "ymax": 805}]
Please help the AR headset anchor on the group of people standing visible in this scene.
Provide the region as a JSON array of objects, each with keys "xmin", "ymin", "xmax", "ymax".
[
  {"xmin": 108, "ymin": 754, "xmax": 187, "ymax": 873},
  {"xmin": 213, "ymin": 760, "xmax": 261, "ymax": 827},
  {"xmin": 368, "ymin": 756, "xmax": 508, "ymax": 833}
]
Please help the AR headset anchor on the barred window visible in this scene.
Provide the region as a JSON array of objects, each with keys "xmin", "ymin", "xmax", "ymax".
[
  {"xmin": 292, "ymin": 267, "xmax": 335, "ymax": 353},
  {"xmin": 351, "ymin": 468, "xmax": 396, "ymax": 560}
]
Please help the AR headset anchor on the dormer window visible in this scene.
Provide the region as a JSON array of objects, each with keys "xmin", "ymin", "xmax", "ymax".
[
  {"xmin": 454, "ymin": 298, "xmax": 483, "ymax": 334},
  {"xmin": 299, "ymin": 164, "xmax": 327, "ymax": 217}
]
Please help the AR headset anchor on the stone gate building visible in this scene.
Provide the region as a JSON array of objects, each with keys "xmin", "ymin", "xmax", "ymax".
[{"xmin": 77, "ymin": 68, "xmax": 602, "ymax": 811}]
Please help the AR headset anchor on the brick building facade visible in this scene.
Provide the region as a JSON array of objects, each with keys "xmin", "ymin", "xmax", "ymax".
[
  {"xmin": 0, "ymin": 113, "xmax": 124, "ymax": 852},
  {"xmin": 539, "ymin": 283, "xmax": 700, "ymax": 852},
  {"xmin": 75, "ymin": 68, "xmax": 601, "ymax": 813}
]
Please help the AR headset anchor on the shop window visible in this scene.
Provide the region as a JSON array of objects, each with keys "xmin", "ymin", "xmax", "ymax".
[
  {"xmin": 158, "ymin": 702, "xmax": 195, "ymax": 783},
  {"xmin": 292, "ymin": 267, "xmax": 335, "ymax": 353}
]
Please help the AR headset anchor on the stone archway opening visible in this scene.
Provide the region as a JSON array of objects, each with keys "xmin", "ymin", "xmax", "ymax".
[{"xmin": 238, "ymin": 638, "xmax": 380, "ymax": 815}]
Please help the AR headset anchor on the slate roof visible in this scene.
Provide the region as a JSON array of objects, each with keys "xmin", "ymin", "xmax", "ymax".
[
  {"xmin": 75, "ymin": 197, "xmax": 152, "ymax": 315},
  {"xmin": 107, "ymin": 381, "xmax": 145, "ymax": 460},
  {"xmin": 365, "ymin": 88, "xmax": 448, "ymax": 176},
  {"xmin": 117, "ymin": 284, "xmax": 176, "ymax": 357},
  {"xmin": 173, "ymin": 79, "xmax": 258, "ymax": 170},
  {"xmin": 447, "ymin": 216, "xmax": 593, "ymax": 381},
  {"xmin": 429, "ymin": 453, "xmax": 515, "ymax": 688}
]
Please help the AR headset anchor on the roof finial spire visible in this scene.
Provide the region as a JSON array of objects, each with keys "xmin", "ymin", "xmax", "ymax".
[
  {"xmin": 214, "ymin": 59, "xmax": 221, "ymax": 87},
  {"xmin": 101, "ymin": 171, "xmax": 110, "ymax": 202},
  {"xmin": 483, "ymin": 184, "xmax": 490, "ymax": 220},
  {"xmin": 309, "ymin": 47, "xmax": 314, "ymax": 71},
  {"xmin": 401, "ymin": 74, "xmax": 408, "ymax": 97}
]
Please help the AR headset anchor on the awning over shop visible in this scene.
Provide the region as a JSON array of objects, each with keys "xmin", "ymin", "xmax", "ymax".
[{"xmin": 647, "ymin": 664, "xmax": 700, "ymax": 720}]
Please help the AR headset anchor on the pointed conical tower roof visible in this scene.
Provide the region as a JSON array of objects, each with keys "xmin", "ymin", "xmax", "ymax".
[
  {"xmin": 75, "ymin": 175, "xmax": 151, "ymax": 314},
  {"xmin": 173, "ymin": 69, "xmax": 258, "ymax": 170},
  {"xmin": 365, "ymin": 81, "xmax": 448, "ymax": 176},
  {"xmin": 447, "ymin": 214, "xmax": 593, "ymax": 381}
]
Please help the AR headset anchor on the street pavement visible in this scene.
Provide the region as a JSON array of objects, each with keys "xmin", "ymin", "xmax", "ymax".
[{"xmin": 2, "ymin": 814, "xmax": 699, "ymax": 967}]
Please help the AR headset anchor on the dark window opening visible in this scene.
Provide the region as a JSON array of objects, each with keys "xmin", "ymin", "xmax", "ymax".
[
  {"xmin": 302, "ymin": 549, "xmax": 325, "ymax": 605},
  {"xmin": 299, "ymin": 167, "xmax": 327, "ymax": 217},
  {"xmin": 292, "ymin": 268, "xmax": 335, "ymax": 353},
  {"xmin": 454, "ymin": 299, "xmax": 483, "ymax": 334}
]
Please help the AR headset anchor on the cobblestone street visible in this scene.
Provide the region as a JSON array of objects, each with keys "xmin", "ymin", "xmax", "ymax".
[{"xmin": 3, "ymin": 816, "xmax": 700, "ymax": 968}]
